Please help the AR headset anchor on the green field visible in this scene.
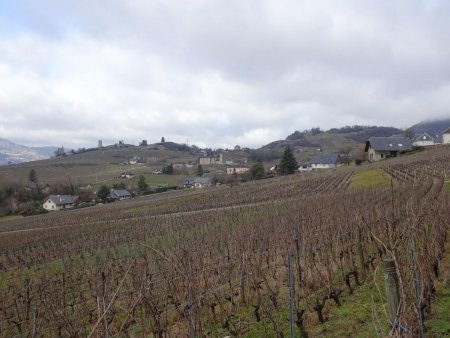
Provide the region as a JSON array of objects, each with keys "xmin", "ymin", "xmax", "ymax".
[{"xmin": 350, "ymin": 167, "xmax": 392, "ymax": 188}]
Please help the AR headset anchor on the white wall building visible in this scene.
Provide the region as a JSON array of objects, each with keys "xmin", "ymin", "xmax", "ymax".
[
  {"xmin": 413, "ymin": 133, "xmax": 435, "ymax": 147},
  {"xmin": 43, "ymin": 195, "xmax": 77, "ymax": 211},
  {"xmin": 443, "ymin": 127, "xmax": 450, "ymax": 144}
]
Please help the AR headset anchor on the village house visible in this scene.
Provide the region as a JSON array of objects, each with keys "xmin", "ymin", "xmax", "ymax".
[
  {"xmin": 120, "ymin": 171, "xmax": 134, "ymax": 179},
  {"xmin": 269, "ymin": 164, "xmax": 278, "ymax": 173},
  {"xmin": 226, "ymin": 167, "xmax": 249, "ymax": 175},
  {"xmin": 442, "ymin": 127, "xmax": 450, "ymax": 144},
  {"xmin": 43, "ymin": 195, "xmax": 78, "ymax": 211},
  {"xmin": 199, "ymin": 153, "xmax": 224, "ymax": 165},
  {"xmin": 128, "ymin": 156, "xmax": 140, "ymax": 164},
  {"xmin": 413, "ymin": 133, "xmax": 435, "ymax": 147},
  {"xmin": 78, "ymin": 184, "xmax": 92, "ymax": 191},
  {"xmin": 298, "ymin": 163, "xmax": 313, "ymax": 172},
  {"xmin": 365, "ymin": 137, "xmax": 413, "ymax": 162},
  {"xmin": 199, "ymin": 157, "xmax": 213, "ymax": 165},
  {"xmin": 193, "ymin": 177, "xmax": 211, "ymax": 188},
  {"xmin": 310, "ymin": 154, "xmax": 338, "ymax": 169},
  {"xmin": 107, "ymin": 189, "xmax": 132, "ymax": 201},
  {"xmin": 183, "ymin": 178, "xmax": 195, "ymax": 188}
]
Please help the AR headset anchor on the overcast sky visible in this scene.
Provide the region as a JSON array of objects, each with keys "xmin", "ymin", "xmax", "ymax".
[{"xmin": 0, "ymin": 0, "xmax": 449, "ymax": 149}]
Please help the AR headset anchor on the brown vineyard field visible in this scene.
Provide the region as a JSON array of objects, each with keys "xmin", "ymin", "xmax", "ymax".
[{"xmin": 1, "ymin": 145, "xmax": 450, "ymax": 337}]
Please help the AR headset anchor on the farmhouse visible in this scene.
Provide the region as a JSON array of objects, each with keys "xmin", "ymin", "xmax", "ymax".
[
  {"xmin": 442, "ymin": 127, "xmax": 450, "ymax": 144},
  {"xmin": 365, "ymin": 137, "xmax": 413, "ymax": 162},
  {"xmin": 107, "ymin": 189, "xmax": 132, "ymax": 201},
  {"xmin": 310, "ymin": 154, "xmax": 338, "ymax": 169},
  {"xmin": 413, "ymin": 133, "xmax": 435, "ymax": 147},
  {"xmin": 43, "ymin": 195, "xmax": 78, "ymax": 211}
]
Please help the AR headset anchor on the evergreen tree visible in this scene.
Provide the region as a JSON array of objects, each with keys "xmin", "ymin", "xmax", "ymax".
[
  {"xmin": 97, "ymin": 185, "xmax": 110, "ymax": 201},
  {"xmin": 196, "ymin": 164, "xmax": 203, "ymax": 177},
  {"xmin": 279, "ymin": 146, "xmax": 298, "ymax": 175},
  {"xmin": 161, "ymin": 136, "xmax": 165, "ymax": 143},
  {"xmin": 28, "ymin": 169, "xmax": 37, "ymax": 183},
  {"xmin": 163, "ymin": 163, "xmax": 174, "ymax": 175},
  {"xmin": 138, "ymin": 175, "xmax": 148, "ymax": 192}
]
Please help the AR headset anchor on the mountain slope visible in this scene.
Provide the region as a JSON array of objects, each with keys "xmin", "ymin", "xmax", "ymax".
[
  {"xmin": 410, "ymin": 118, "xmax": 450, "ymax": 139},
  {"xmin": 0, "ymin": 138, "xmax": 56, "ymax": 165}
]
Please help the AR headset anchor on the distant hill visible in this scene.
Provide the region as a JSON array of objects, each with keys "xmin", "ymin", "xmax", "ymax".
[
  {"xmin": 0, "ymin": 138, "xmax": 57, "ymax": 165},
  {"xmin": 32, "ymin": 146, "xmax": 59, "ymax": 157},
  {"xmin": 256, "ymin": 125, "xmax": 402, "ymax": 161},
  {"xmin": 410, "ymin": 118, "xmax": 450, "ymax": 140},
  {"xmin": 0, "ymin": 140, "xmax": 202, "ymax": 187},
  {"xmin": 327, "ymin": 125, "xmax": 403, "ymax": 143}
]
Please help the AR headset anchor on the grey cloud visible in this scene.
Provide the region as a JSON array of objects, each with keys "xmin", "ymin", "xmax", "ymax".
[{"xmin": 1, "ymin": 0, "xmax": 450, "ymax": 148}]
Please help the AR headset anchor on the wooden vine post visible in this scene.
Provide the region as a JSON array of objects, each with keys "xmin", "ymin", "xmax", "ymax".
[
  {"xmin": 240, "ymin": 252, "xmax": 247, "ymax": 306},
  {"xmin": 287, "ymin": 250, "xmax": 295, "ymax": 338},
  {"xmin": 357, "ymin": 227, "xmax": 366, "ymax": 280},
  {"xmin": 382, "ymin": 256, "xmax": 400, "ymax": 326}
]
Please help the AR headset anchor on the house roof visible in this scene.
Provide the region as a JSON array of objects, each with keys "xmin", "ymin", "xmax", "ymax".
[
  {"xmin": 365, "ymin": 137, "xmax": 413, "ymax": 152},
  {"xmin": 108, "ymin": 189, "xmax": 131, "ymax": 199},
  {"xmin": 183, "ymin": 178, "xmax": 195, "ymax": 185},
  {"xmin": 113, "ymin": 189, "xmax": 131, "ymax": 197},
  {"xmin": 47, "ymin": 195, "xmax": 77, "ymax": 205},
  {"xmin": 442, "ymin": 127, "xmax": 450, "ymax": 134},
  {"xmin": 414, "ymin": 133, "xmax": 435, "ymax": 142},
  {"xmin": 194, "ymin": 177, "xmax": 211, "ymax": 184},
  {"xmin": 311, "ymin": 154, "xmax": 338, "ymax": 165}
]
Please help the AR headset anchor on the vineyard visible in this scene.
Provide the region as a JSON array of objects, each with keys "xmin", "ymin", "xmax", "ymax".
[{"xmin": 1, "ymin": 146, "xmax": 449, "ymax": 337}]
